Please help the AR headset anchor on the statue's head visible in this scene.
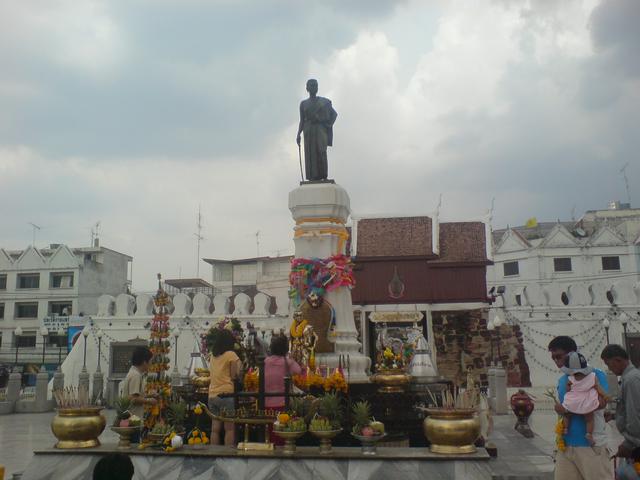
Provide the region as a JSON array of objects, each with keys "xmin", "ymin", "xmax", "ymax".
[
  {"xmin": 293, "ymin": 310, "xmax": 304, "ymax": 321},
  {"xmin": 306, "ymin": 79, "xmax": 318, "ymax": 95},
  {"xmin": 306, "ymin": 291, "xmax": 322, "ymax": 308}
]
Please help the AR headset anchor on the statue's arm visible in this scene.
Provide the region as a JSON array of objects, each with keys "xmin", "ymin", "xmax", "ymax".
[
  {"xmin": 296, "ymin": 102, "xmax": 304, "ymax": 144},
  {"xmin": 328, "ymin": 100, "xmax": 337, "ymax": 126}
]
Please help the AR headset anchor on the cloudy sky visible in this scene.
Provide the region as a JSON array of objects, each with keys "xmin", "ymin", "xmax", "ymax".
[{"xmin": 1, "ymin": 0, "xmax": 638, "ymax": 290}]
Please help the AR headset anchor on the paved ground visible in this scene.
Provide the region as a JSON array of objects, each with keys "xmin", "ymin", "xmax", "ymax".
[{"xmin": 0, "ymin": 409, "xmax": 559, "ymax": 479}]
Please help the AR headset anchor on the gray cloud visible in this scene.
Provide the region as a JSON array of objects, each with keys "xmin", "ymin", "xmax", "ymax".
[{"xmin": 1, "ymin": 0, "xmax": 639, "ymax": 290}]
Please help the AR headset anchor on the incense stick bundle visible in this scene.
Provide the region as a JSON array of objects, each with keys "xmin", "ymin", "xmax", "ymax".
[{"xmin": 53, "ymin": 386, "xmax": 94, "ymax": 408}]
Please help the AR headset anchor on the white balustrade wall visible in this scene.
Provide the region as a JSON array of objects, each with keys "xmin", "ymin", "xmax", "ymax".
[{"xmin": 51, "ymin": 291, "xmax": 291, "ymax": 395}]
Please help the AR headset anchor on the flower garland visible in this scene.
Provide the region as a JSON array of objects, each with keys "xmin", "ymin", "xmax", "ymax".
[
  {"xmin": 288, "ymin": 255, "xmax": 355, "ymax": 306},
  {"xmin": 243, "ymin": 368, "xmax": 258, "ymax": 392},
  {"xmin": 544, "ymin": 388, "xmax": 566, "ymax": 453},
  {"xmin": 292, "ymin": 368, "xmax": 347, "ymax": 394},
  {"xmin": 290, "ymin": 319, "xmax": 308, "ymax": 338},
  {"xmin": 144, "ymin": 277, "xmax": 172, "ymax": 430},
  {"xmin": 201, "ymin": 317, "xmax": 245, "ymax": 363}
]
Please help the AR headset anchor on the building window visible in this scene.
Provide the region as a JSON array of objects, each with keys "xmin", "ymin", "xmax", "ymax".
[
  {"xmin": 16, "ymin": 333, "xmax": 36, "ymax": 348},
  {"xmin": 15, "ymin": 303, "xmax": 38, "ymax": 319},
  {"xmin": 515, "ymin": 294, "xmax": 522, "ymax": 306},
  {"xmin": 50, "ymin": 272, "xmax": 74, "ymax": 288},
  {"xmin": 503, "ymin": 261, "xmax": 519, "ymax": 276},
  {"xmin": 49, "ymin": 301, "xmax": 72, "ymax": 316},
  {"xmin": 602, "ymin": 256, "xmax": 621, "ymax": 271},
  {"xmin": 0, "ymin": 303, "xmax": 4, "ymax": 319},
  {"xmin": 17, "ymin": 273, "xmax": 40, "ymax": 289},
  {"xmin": 0, "ymin": 274, "xmax": 6, "ymax": 290},
  {"xmin": 553, "ymin": 258, "xmax": 572, "ymax": 272},
  {"xmin": 48, "ymin": 335, "xmax": 67, "ymax": 348}
]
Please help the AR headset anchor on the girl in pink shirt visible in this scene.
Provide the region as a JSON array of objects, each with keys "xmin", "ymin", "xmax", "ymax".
[
  {"xmin": 264, "ymin": 335, "xmax": 302, "ymax": 409},
  {"xmin": 561, "ymin": 352, "xmax": 608, "ymax": 445}
]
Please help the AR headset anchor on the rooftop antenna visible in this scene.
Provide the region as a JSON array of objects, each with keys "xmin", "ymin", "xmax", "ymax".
[
  {"xmin": 620, "ymin": 162, "xmax": 631, "ymax": 206},
  {"xmin": 571, "ymin": 205, "xmax": 576, "ymax": 222},
  {"xmin": 28, "ymin": 222, "xmax": 41, "ymax": 247},
  {"xmin": 255, "ymin": 230, "xmax": 261, "ymax": 257},
  {"xmin": 487, "ymin": 197, "xmax": 496, "ymax": 226},
  {"xmin": 90, "ymin": 221, "xmax": 101, "ymax": 246},
  {"xmin": 435, "ymin": 193, "xmax": 443, "ymax": 218},
  {"xmin": 194, "ymin": 205, "xmax": 205, "ymax": 278}
]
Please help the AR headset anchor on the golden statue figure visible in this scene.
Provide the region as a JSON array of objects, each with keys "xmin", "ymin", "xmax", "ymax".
[{"xmin": 289, "ymin": 310, "xmax": 307, "ymax": 366}]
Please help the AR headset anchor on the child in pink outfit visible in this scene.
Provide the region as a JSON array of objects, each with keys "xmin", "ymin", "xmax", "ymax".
[{"xmin": 561, "ymin": 352, "xmax": 608, "ymax": 445}]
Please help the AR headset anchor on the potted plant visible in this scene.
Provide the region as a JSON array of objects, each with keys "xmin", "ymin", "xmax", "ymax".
[
  {"xmin": 309, "ymin": 392, "xmax": 344, "ymax": 453},
  {"xmin": 422, "ymin": 388, "xmax": 482, "ymax": 454},
  {"xmin": 167, "ymin": 399, "xmax": 187, "ymax": 435},
  {"xmin": 350, "ymin": 400, "xmax": 385, "ymax": 455},
  {"xmin": 110, "ymin": 396, "xmax": 142, "ymax": 449}
]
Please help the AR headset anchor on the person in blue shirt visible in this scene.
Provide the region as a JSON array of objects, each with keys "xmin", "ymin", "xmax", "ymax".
[{"xmin": 548, "ymin": 336, "xmax": 613, "ymax": 480}]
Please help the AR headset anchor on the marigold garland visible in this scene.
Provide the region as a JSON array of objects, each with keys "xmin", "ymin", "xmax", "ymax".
[
  {"xmin": 144, "ymin": 276, "xmax": 172, "ymax": 431},
  {"xmin": 290, "ymin": 319, "xmax": 308, "ymax": 338},
  {"xmin": 554, "ymin": 418, "xmax": 566, "ymax": 452}
]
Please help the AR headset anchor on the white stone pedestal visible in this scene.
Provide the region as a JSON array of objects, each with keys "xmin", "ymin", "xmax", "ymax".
[{"xmin": 289, "ymin": 182, "xmax": 371, "ymax": 382}]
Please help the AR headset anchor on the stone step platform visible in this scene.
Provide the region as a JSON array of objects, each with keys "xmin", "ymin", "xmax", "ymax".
[{"xmin": 22, "ymin": 445, "xmax": 492, "ymax": 480}]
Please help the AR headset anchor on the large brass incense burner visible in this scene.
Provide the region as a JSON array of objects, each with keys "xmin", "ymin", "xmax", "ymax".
[
  {"xmin": 51, "ymin": 407, "xmax": 106, "ymax": 449},
  {"xmin": 423, "ymin": 408, "xmax": 480, "ymax": 454}
]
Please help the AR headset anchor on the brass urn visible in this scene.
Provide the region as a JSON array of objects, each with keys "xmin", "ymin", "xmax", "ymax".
[
  {"xmin": 191, "ymin": 368, "xmax": 211, "ymax": 393},
  {"xmin": 423, "ymin": 408, "xmax": 480, "ymax": 454},
  {"xmin": 51, "ymin": 407, "xmax": 106, "ymax": 449},
  {"xmin": 370, "ymin": 368, "xmax": 411, "ymax": 393}
]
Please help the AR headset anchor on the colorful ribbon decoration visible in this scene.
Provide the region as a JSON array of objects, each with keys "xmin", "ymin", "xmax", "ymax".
[{"xmin": 288, "ymin": 254, "xmax": 355, "ymax": 306}]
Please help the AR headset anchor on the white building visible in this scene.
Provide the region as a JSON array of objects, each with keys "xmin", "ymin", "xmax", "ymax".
[
  {"xmin": 204, "ymin": 256, "xmax": 292, "ymax": 307},
  {"xmin": 0, "ymin": 243, "xmax": 132, "ymax": 366},
  {"xmin": 488, "ymin": 203, "xmax": 640, "ymax": 387}
]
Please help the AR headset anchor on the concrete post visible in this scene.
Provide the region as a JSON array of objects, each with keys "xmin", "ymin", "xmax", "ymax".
[
  {"xmin": 487, "ymin": 364, "xmax": 496, "ymax": 411},
  {"xmin": 92, "ymin": 371, "xmax": 104, "ymax": 405},
  {"xmin": 52, "ymin": 370, "xmax": 65, "ymax": 393},
  {"xmin": 6, "ymin": 372, "xmax": 21, "ymax": 403},
  {"xmin": 171, "ymin": 370, "xmax": 182, "ymax": 387},
  {"xmin": 494, "ymin": 366, "xmax": 508, "ymax": 415},
  {"xmin": 34, "ymin": 370, "xmax": 51, "ymax": 411},
  {"xmin": 78, "ymin": 367, "xmax": 91, "ymax": 397}
]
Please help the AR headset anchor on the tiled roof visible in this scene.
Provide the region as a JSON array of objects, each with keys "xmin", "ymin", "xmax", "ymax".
[
  {"xmin": 434, "ymin": 222, "xmax": 487, "ymax": 263},
  {"xmin": 354, "ymin": 217, "xmax": 488, "ymax": 263},
  {"xmin": 356, "ymin": 217, "xmax": 432, "ymax": 257}
]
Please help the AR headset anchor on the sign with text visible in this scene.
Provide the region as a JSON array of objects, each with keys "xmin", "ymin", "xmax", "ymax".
[
  {"xmin": 368, "ymin": 311, "xmax": 424, "ymax": 323},
  {"xmin": 41, "ymin": 315, "xmax": 70, "ymax": 332}
]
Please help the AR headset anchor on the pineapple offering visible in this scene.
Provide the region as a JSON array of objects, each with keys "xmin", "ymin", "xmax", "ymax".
[
  {"xmin": 309, "ymin": 393, "xmax": 343, "ymax": 432},
  {"xmin": 351, "ymin": 400, "xmax": 385, "ymax": 438}
]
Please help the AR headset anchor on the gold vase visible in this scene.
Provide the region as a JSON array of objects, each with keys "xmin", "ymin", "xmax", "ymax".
[
  {"xmin": 423, "ymin": 408, "xmax": 480, "ymax": 454},
  {"xmin": 309, "ymin": 429, "xmax": 342, "ymax": 454},
  {"xmin": 370, "ymin": 368, "xmax": 411, "ymax": 393},
  {"xmin": 51, "ymin": 407, "xmax": 106, "ymax": 449},
  {"xmin": 274, "ymin": 430, "xmax": 306, "ymax": 454}
]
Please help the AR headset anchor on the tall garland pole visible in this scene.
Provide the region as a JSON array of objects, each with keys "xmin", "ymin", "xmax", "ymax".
[{"xmin": 144, "ymin": 274, "xmax": 172, "ymax": 432}]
